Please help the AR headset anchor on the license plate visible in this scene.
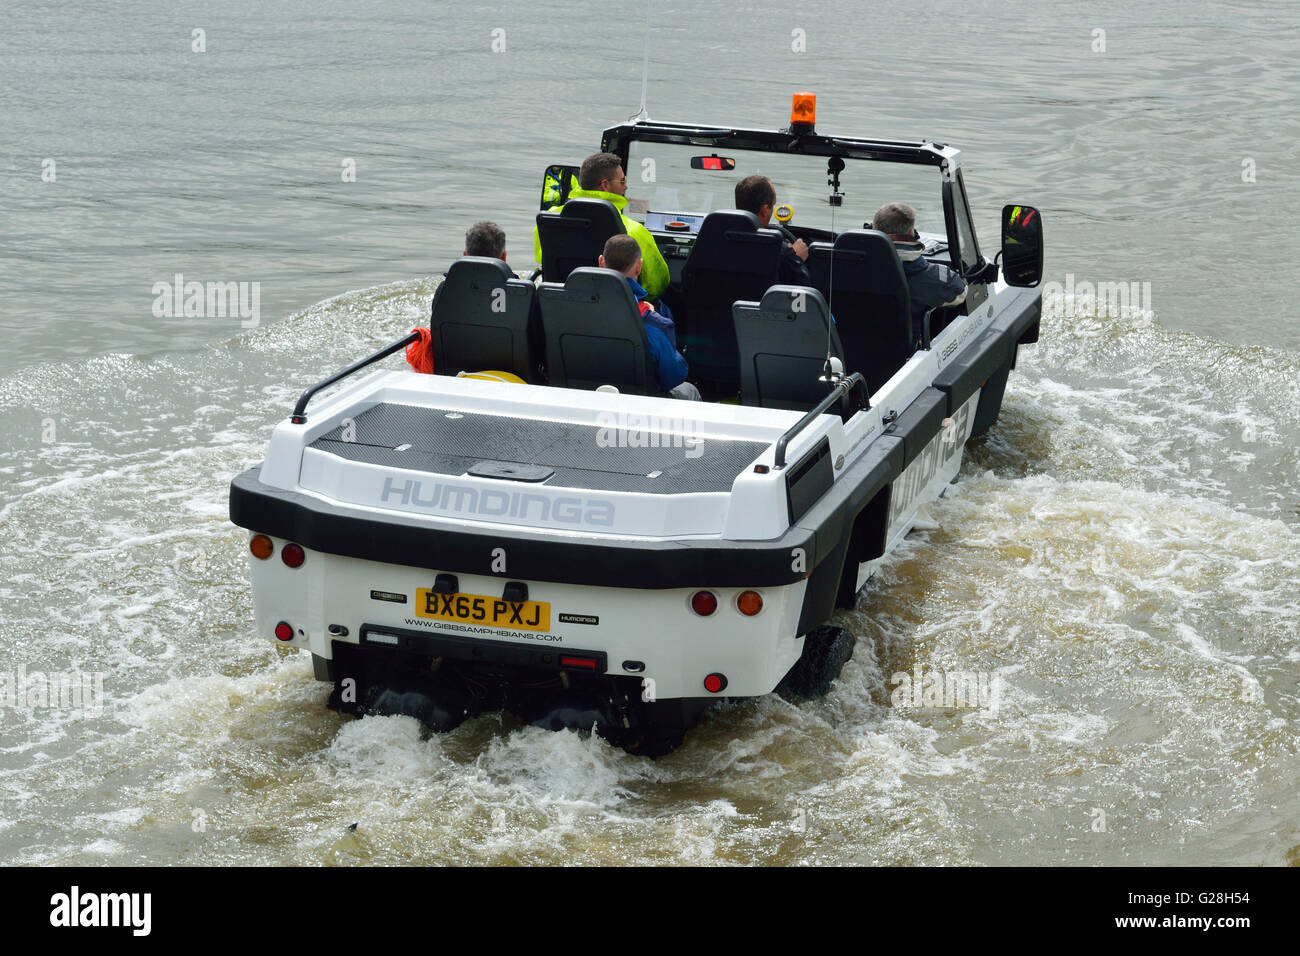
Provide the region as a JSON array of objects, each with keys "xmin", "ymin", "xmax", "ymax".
[{"xmin": 414, "ymin": 589, "xmax": 551, "ymax": 632}]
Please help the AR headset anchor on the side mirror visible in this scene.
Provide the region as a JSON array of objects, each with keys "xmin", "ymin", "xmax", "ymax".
[
  {"xmin": 540, "ymin": 164, "xmax": 579, "ymax": 210},
  {"xmin": 1001, "ymin": 204, "xmax": 1043, "ymax": 287}
]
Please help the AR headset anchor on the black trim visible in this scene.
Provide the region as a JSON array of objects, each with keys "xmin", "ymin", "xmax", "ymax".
[
  {"xmin": 931, "ymin": 287, "xmax": 1041, "ymax": 416},
  {"xmin": 942, "ymin": 179, "xmax": 962, "ymax": 275},
  {"xmin": 889, "ymin": 388, "xmax": 949, "ymax": 471},
  {"xmin": 600, "ymin": 122, "xmax": 952, "ymax": 169},
  {"xmin": 790, "ymin": 432, "xmax": 903, "ymax": 633},
  {"xmin": 953, "ymin": 171, "xmax": 983, "ymax": 273},
  {"xmin": 290, "ymin": 332, "xmax": 419, "ymax": 424},
  {"xmin": 785, "ymin": 436, "xmax": 833, "ymax": 524},
  {"xmin": 933, "ymin": 328, "xmax": 1009, "ymax": 417},
  {"xmin": 360, "ymin": 624, "xmax": 608, "ymax": 675},
  {"xmin": 774, "ymin": 372, "xmax": 869, "ymax": 468},
  {"xmin": 231, "ymin": 468, "xmax": 843, "ymax": 589},
  {"xmin": 969, "ymin": 357, "xmax": 1014, "ymax": 440}
]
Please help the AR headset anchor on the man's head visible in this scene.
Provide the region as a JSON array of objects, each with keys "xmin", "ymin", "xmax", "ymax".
[
  {"xmin": 464, "ymin": 220, "xmax": 507, "ymax": 260},
  {"xmin": 872, "ymin": 202, "xmax": 919, "ymax": 242},
  {"xmin": 599, "ymin": 234, "xmax": 642, "ymax": 278},
  {"xmin": 735, "ymin": 175, "xmax": 778, "ymax": 225},
  {"xmin": 580, "ymin": 152, "xmax": 627, "ymax": 196}
]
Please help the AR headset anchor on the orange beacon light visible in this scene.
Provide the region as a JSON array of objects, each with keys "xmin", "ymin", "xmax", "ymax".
[{"xmin": 790, "ymin": 92, "xmax": 816, "ymax": 132}]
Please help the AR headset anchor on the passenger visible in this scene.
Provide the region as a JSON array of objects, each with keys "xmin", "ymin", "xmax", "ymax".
[
  {"xmin": 871, "ymin": 202, "xmax": 967, "ymax": 324},
  {"xmin": 598, "ymin": 235, "xmax": 701, "ymax": 401},
  {"xmin": 534, "ymin": 153, "xmax": 670, "ymax": 302},
  {"xmin": 433, "ymin": 220, "xmax": 508, "ymax": 309},
  {"xmin": 734, "ymin": 175, "xmax": 811, "ymax": 286},
  {"xmin": 463, "ymin": 220, "xmax": 507, "ymax": 261}
]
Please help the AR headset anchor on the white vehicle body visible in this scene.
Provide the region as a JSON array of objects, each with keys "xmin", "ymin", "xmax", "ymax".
[
  {"xmin": 230, "ymin": 106, "xmax": 1044, "ymax": 753},
  {"xmin": 233, "ymin": 283, "xmax": 1038, "ymax": 704}
]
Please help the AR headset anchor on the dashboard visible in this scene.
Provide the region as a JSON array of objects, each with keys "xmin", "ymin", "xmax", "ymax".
[
  {"xmin": 644, "ymin": 211, "xmax": 707, "ymax": 235},
  {"xmin": 645, "ymin": 210, "xmax": 951, "ymax": 264}
]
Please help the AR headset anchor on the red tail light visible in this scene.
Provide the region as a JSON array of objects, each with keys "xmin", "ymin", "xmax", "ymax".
[
  {"xmin": 274, "ymin": 621, "xmax": 294, "ymax": 641},
  {"xmin": 690, "ymin": 591, "xmax": 718, "ymax": 616},
  {"xmin": 281, "ymin": 543, "xmax": 305, "ymax": 568},
  {"xmin": 704, "ymin": 673, "xmax": 727, "ymax": 693}
]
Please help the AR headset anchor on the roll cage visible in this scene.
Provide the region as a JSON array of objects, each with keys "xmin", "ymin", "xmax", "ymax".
[{"xmin": 596, "ymin": 120, "xmax": 991, "ymax": 291}]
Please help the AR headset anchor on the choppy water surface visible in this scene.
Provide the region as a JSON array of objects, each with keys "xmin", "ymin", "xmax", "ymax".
[
  {"xmin": 1, "ymin": 0, "xmax": 1298, "ymax": 865},
  {"xmin": 2, "ymin": 286, "xmax": 1296, "ymax": 865}
]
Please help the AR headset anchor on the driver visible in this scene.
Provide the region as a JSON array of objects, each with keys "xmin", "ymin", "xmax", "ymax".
[
  {"xmin": 534, "ymin": 152, "xmax": 670, "ymax": 303},
  {"xmin": 735, "ymin": 175, "xmax": 811, "ymax": 286}
]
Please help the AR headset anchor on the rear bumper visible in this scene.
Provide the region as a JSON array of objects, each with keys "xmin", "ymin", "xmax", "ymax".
[{"xmin": 244, "ymin": 544, "xmax": 808, "ymax": 699}]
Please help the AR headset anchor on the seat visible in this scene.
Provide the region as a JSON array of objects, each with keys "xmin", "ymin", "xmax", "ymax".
[
  {"xmin": 430, "ymin": 257, "xmax": 538, "ymax": 382},
  {"xmin": 536, "ymin": 198, "xmax": 626, "ymax": 284},
  {"xmin": 806, "ymin": 229, "xmax": 915, "ymax": 395},
  {"xmin": 806, "ymin": 240, "xmax": 835, "ymax": 299},
  {"xmin": 680, "ymin": 210, "xmax": 783, "ymax": 390},
  {"xmin": 733, "ymin": 286, "xmax": 844, "ymax": 410},
  {"xmin": 537, "ymin": 267, "xmax": 657, "ymax": 394}
]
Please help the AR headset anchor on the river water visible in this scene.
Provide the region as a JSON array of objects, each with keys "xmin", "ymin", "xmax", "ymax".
[{"xmin": 1, "ymin": 0, "xmax": 1297, "ymax": 865}]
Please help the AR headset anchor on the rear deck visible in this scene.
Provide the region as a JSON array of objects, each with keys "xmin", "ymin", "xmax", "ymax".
[{"xmin": 309, "ymin": 402, "xmax": 770, "ymax": 495}]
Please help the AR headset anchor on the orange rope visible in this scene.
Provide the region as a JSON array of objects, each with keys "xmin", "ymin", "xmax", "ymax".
[{"xmin": 405, "ymin": 327, "xmax": 435, "ymax": 374}]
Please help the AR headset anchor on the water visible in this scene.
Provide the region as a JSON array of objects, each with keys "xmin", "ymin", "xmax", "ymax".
[{"xmin": 1, "ymin": 1, "xmax": 1297, "ymax": 865}]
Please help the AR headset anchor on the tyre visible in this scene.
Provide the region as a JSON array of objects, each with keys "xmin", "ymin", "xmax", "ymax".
[{"xmin": 775, "ymin": 624, "xmax": 855, "ymax": 701}]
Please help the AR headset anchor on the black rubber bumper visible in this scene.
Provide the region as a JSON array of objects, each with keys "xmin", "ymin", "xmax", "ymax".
[
  {"xmin": 229, "ymin": 462, "xmax": 888, "ymax": 591},
  {"xmin": 932, "ymin": 287, "xmax": 1041, "ymax": 416}
]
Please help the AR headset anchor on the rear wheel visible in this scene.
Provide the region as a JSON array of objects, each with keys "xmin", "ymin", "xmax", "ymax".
[{"xmin": 775, "ymin": 624, "xmax": 855, "ymax": 701}]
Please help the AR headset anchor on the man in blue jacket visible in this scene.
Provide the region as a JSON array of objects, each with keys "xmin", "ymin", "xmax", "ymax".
[
  {"xmin": 872, "ymin": 202, "xmax": 968, "ymax": 328},
  {"xmin": 598, "ymin": 235, "xmax": 700, "ymax": 400}
]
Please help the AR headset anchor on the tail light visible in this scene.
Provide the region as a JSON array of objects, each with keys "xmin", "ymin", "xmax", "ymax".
[
  {"xmin": 249, "ymin": 534, "xmax": 273, "ymax": 560},
  {"xmin": 690, "ymin": 591, "xmax": 718, "ymax": 616},
  {"xmin": 704, "ymin": 673, "xmax": 728, "ymax": 693},
  {"xmin": 736, "ymin": 590, "xmax": 764, "ymax": 616},
  {"xmin": 281, "ymin": 543, "xmax": 305, "ymax": 568},
  {"xmin": 274, "ymin": 621, "xmax": 294, "ymax": 641}
]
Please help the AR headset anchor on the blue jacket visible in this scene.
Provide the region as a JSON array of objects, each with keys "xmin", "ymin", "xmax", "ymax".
[
  {"xmin": 624, "ymin": 277, "xmax": 688, "ymax": 391},
  {"xmin": 895, "ymin": 240, "xmax": 968, "ymax": 321}
]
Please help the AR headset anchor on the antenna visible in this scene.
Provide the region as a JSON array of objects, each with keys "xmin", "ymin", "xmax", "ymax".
[
  {"xmin": 822, "ymin": 197, "xmax": 839, "ymax": 382},
  {"xmin": 629, "ymin": 7, "xmax": 651, "ymax": 122},
  {"xmin": 823, "ymin": 157, "xmax": 846, "ymax": 382}
]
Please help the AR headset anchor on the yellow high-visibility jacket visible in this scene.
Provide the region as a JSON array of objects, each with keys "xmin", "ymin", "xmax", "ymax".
[{"xmin": 533, "ymin": 186, "xmax": 670, "ymax": 302}]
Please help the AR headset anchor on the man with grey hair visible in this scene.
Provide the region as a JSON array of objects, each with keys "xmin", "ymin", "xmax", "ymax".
[
  {"xmin": 464, "ymin": 220, "xmax": 507, "ymax": 260},
  {"xmin": 872, "ymin": 202, "xmax": 967, "ymax": 324}
]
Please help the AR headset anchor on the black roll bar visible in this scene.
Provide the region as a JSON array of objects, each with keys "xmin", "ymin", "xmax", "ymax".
[
  {"xmin": 773, "ymin": 372, "xmax": 870, "ymax": 469},
  {"xmin": 290, "ymin": 331, "xmax": 420, "ymax": 424}
]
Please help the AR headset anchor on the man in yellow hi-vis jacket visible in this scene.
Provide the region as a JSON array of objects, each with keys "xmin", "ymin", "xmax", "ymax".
[{"xmin": 534, "ymin": 152, "xmax": 670, "ymax": 302}]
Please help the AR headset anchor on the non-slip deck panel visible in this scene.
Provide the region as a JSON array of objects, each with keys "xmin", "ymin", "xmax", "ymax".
[{"xmin": 310, "ymin": 402, "xmax": 769, "ymax": 495}]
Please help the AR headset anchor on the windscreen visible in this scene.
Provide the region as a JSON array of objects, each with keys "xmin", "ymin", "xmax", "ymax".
[{"xmin": 625, "ymin": 141, "xmax": 946, "ymax": 237}]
